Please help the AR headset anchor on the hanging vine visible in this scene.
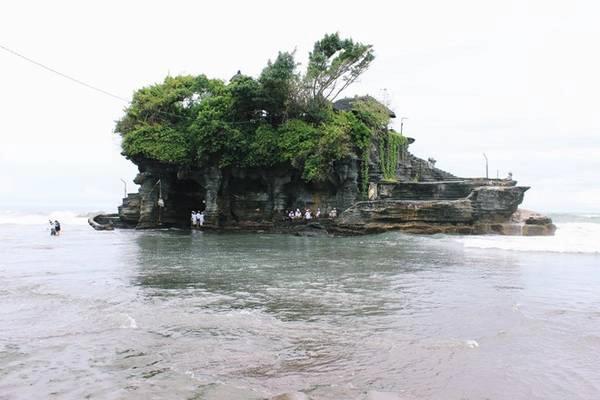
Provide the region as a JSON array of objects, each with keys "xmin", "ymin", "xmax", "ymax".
[
  {"xmin": 379, "ymin": 131, "xmax": 407, "ymax": 181},
  {"xmin": 361, "ymin": 151, "xmax": 370, "ymax": 199}
]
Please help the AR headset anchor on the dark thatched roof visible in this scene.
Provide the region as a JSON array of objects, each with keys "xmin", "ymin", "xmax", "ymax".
[{"xmin": 332, "ymin": 95, "xmax": 396, "ymax": 118}]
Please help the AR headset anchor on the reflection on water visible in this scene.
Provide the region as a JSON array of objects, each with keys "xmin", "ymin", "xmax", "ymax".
[
  {"xmin": 1, "ymin": 224, "xmax": 600, "ymax": 400},
  {"xmin": 131, "ymin": 231, "xmax": 467, "ymax": 321}
]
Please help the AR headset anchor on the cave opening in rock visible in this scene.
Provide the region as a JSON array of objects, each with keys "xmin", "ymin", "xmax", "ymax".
[
  {"xmin": 228, "ymin": 176, "xmax": 270, "ymax": 222},
  {"xmin": 170, "ymin": 179, "xmax": 205, "ymax": 227}
]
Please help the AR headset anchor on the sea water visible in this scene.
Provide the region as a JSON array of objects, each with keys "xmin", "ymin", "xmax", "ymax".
[{"xmin": 0, "ymin": 211, "xmax": 599, "ymax": 399}]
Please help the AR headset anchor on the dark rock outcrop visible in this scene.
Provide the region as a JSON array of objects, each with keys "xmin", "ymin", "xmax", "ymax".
[
  {"xmin": 334, "ymin": 186, "xmax": 536, "ymax": 235},
  {"xmin": 119, "ymin": 157, "xmax": 360, "ymax": 230},
  {"xmin": 468, "ymin": 186, "xmax": 529, "ymax": 221},
  {"xmin": 513, "ymin": 209, "xmax": 557, "ymax": 236},
  {"xmin": 117, "ymin": 194, "xmax": 140, "ymax": 225},
  {"xmin": 98, "ymin": 136, "xmax": 554, "ymax": 236},
  {"xmin": 88, "ymin": 213, "xmax": 115, "ymax": 230}
]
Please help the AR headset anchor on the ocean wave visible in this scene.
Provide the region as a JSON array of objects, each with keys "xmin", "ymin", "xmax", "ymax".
[
  {"xmin": 0, "ymin": 210, "xmax": 90, "ymax": 226},
  {"xmin": 457, "ymin": 222, "xmax": 600, "ymax": 254},
  {"xmin": 549, "ymin": 213, "xmax": 600, "ymax": 224}
]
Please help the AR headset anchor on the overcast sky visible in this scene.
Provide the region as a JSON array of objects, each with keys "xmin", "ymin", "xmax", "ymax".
[{"xmin": 1, "ymin": 0, "xmax": 599, "ymax": 212}]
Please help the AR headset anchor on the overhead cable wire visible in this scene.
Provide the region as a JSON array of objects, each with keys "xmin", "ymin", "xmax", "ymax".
[
  {"xmin": 0, "ymin": 43, "xmax": 200, "ymax": 123},
  {"xmin": 0, "ymin": 43, "xmax": 265, "ymax": 126},
  {"xmin": 0, "ymin": 43, "xmax": 130, "ymax": 102}
]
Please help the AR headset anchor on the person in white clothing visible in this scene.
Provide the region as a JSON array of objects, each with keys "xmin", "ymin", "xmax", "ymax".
[
  {"xmin": 191, "ymin": 211, "xmax": 197, "ymax": 227},
  {"xmin": 198, "ymin": 211, "xmax": 205, "ymax": 226},
  {"xmin": 305, "ymin": 209, "xmax": 312, "ymax": 220},
  {"xmin": 295, "ymin": 208, "xmax": 301, "ymax": 219}
]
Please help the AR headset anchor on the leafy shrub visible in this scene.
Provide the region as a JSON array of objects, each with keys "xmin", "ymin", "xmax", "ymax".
[{"xmin": 121, "ymin": 123, "xmax": 192, "ymax": 165}]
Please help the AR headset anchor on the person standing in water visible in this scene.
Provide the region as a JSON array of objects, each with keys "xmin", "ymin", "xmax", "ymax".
[
  {"xmin": 54, "ymin": 220, "xmax": 61, "ymax": 235},
  {"xmin": 198, "ymin": 211, "xmax": 205, "ymax": 226},
  {"xmin": 49, "ymin": 220, "xmax": 56, "ymax": 236}
]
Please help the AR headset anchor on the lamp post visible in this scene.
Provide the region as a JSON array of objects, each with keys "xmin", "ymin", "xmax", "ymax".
[
  {"xmin": 380, "ymin": 88, "xmax": 390, "ymax": 107},
  {"xmin": 120, "ymin": 178, "xmax": 127, "ymax": 198},
  {"xmin": 400, "ymin": 117, "xmax": 408, "ymax": 135},
  {"xmin": 483, "ymin": 153, "xmax": 489, "ymax": 179}
]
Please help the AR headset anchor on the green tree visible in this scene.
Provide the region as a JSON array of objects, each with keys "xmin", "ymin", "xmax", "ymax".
[
  {"xmin": 189, "ymin": 90, "xmax": 243, "ymax": 167},
  {"xmin": 258, "ymin": 51, "xmax": 299, "ymax": 123},
  {"xmin": 304, "ymin": 33, "xmax": 375, "ymax": 102},
  {"xmin": 115, "ymin": 75, "xmax": 198, "ymax": 133},
  {"xmin": 115, "ymin": 33, "xmax": 390, "ymax": 184},
  {"xmin": 245, "ymin": 124, "xmax": 282, "ymax": 167},
  {"xmin": 228, "ymin": 74, "xmax": 262, "ymax": 122},
  {"xmin": 276, "ymin": 119, "xmax": 318, "ymax": 171},
  {"xmin": 115, "ymin": 75, "xmax": 201, "ymax": 165},
  {"xmin": 121, "ymin": 123, "xmax": 192, "ymax": 165}
]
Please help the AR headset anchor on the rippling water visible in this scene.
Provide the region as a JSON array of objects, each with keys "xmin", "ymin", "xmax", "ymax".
[{"xmin": 1, "ymin": 212, "xmax": 599, "ymax": 399}]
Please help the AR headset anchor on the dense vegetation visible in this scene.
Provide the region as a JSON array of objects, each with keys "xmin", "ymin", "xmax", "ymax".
[{"xmin": 115, "ymin": 33, "xmax": 406, "ymax": 196}]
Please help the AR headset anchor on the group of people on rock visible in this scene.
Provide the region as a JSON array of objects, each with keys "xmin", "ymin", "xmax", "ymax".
[
  {"xmin": 286, "ymin": 207, "xmax": 337, "ymax": 221},
  {"xmin": 190, "ymin": 211, "xmax": 205, "ymax": 227},
  {"xmin": 191, "ymin": 206, "xmax": 339, "ymax": 227}
]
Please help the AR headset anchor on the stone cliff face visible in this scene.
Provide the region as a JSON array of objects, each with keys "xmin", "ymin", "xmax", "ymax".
[
  {"xmin": 104, "ymin": 138, "xmax": 555, "ymax": 236},
  {"xmin": 118, "ymin": 156, "xmax": 361, "ymax": 230},
  {"xmin": 334, "ymin": 185, "xmax": 541, "ymax": 235}
]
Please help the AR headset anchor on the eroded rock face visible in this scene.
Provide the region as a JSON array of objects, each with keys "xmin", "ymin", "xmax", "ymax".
[
  {"xmin": 336, "ymin": 199, "xmax": 474, "ymax": 226},
  {"xmin": 116, "ymin": 157, "xmax": 361, "ymax": 229},
  {"xmin": 334, "ymin": 187, "xmax": 555, "ymax": 236},
  {"xmin": 379, "ymin": 181, "xmax": 478, "ymax": 200},
  {"xmin": 105, "ymin": 147, "xmax": 555, "ymax": 236},
  {"xmin": 468, "ymin": 186, "xmax": 529, "ymax": 221},
  {"xmin": 117, "ymin": 193, "xmax": 140, "ymax": 225},
  {"xmin": 88, "ymin": 213, "xmax": 115, "ymax": 230},
  {"xmin": 512, "ymin": 209, "xmax": 557, "ymax": 236}
]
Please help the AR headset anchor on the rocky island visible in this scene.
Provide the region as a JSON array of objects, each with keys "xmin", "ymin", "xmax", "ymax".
[{"xmin": 92, "ymin": 33, "xmax": 555, "ymax": 236}]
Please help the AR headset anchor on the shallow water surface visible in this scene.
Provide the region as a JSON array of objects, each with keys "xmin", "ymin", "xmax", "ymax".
[{"xmin": 1, "ymin": 217, "xmax": 599, "ymax": 399}]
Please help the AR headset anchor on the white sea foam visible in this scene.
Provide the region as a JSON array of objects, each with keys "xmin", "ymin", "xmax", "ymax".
[
  {"xmin": 125, "ymin": 314, "xmax": 138, "ymax": 329},
  {"xmin": 0, "ymin": 210, "xmax": 90, "ymax": 226},
  {"xmin": 457, "ymin": 222, "xmax": 600, "ymax": 254}
]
